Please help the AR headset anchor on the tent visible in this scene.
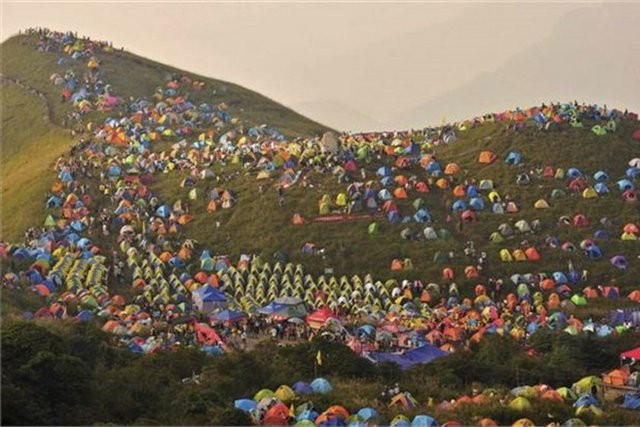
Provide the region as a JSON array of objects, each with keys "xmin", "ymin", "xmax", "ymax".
[
  {"xmin": 192, "ymin": 286, "xmax": 227, "ymax": 313},
  {"xmin": 310, "ymin": 377, "xmax": 332, "ymax": 394},
  {"xmin": 478, "ymin": 151, "xmax": 497, "ymax": 164},
  {"xmin": 367, "ymin": 344, "xmax": 447, "ymax": 370},
  {"xmin": 621, "ymin": 346, "xmax": 640, "ymax": 361}
]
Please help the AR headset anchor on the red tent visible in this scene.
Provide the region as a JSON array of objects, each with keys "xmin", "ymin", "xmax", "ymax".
[
  {"xmin": 621, "ymin": 347, "xmax": 640, "ymax": 361},
  {"xmin": 306, "ymin": 307, "xmax": 338, "ymax": 329}
]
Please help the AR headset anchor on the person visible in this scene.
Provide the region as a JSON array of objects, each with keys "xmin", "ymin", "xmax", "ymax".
[{"xmin": 277, "ymin": 186, "xmax": 284, "ymax": 207}]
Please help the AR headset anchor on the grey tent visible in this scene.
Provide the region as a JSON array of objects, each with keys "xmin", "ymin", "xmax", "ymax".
[{"xmin": 320, "ymin": 131, "xmax": 340, "ymax": 155}]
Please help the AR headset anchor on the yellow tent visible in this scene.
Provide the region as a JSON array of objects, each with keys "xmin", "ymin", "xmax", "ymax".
[
  {"xmin": 500, "ymin": 249, "xmax": 513, "ymax": 262},
  {"xmin": 534, "ymin": 199, "xmax": 549, "ymax": 209},
  {"xmin": 582, "ymin": 187, "xmax": 598, "ymax": 199}
]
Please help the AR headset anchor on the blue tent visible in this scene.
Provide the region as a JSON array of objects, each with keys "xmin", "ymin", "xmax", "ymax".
[
  {"xmin": 469, "ymin": 197, "xmax": 485, "ymax": 211},
  {"xmin": 310, "ymin": 377, "xmax": 332, "ymax": 394},
  {"xmin": 297, "ymin": 410, "xmax": 320, "ymax": 421},
  {"xmin": 622, "ymin": 393, "xmax": 640, "ymax": 410},
  {"xmin": 505, "ymin": 151, "xmax": 522, "ymax": 165},
  {"xmin": 156, "ymin": 205, "xmax": 170, "ymax": 218},
  {"xmin": 377, "ymin": 166, "xmax": 392, "ymax": 177},
  {"xmin": 413, "ymin": 209, "xmax": 431, "ymax": 223},
  {"xmin": 426, "ymin": 162, "xmax": 441, "ymax": 173},
  {"xmin": 366, "ymin": 344, "xmax": 447, "ymax": 370},
  {"xmin": 212, "ymin": 310, "xmax": 246, "ymax": 322},
  {"xmin": 292, "ymin": 381, "xmax": 313, "ymax": 395},
  {"xmin": 59, "ymin": 170, "xmax": 73, "ymax": 182},
  {"xmin": 585, "ymin": 246, "xmax": 602, "ymax": 260},
  {"xmin": 593, "ymin": 171, "xmax": 609, "ymax": 181},
  {"xmin": 357, "ymin": 408, "xmax": 379, "ymax": 421},
  {"xmin": 451, "ymin": 200, "xmax": 467, "ymax": 211},
  {"xmin": 412, "ymin": 415, "xmax": 438, "ymax": 427},
  {"xmin": 46, "ymin": 196, "xmax": 62, "ymax": 208},
  {"xmin": 574, "ymin": 393, "xmax": 600, "ymax": 408},
  {"xmin": 593, "ymin": 229, "xmax": 609, "ymax": 240},
  {"xmin": 387, "ymin": 211, "xmax": 401, "ymax": 223},
  {"xmin": 356, "ymin": 324, "xmax": 376, "ymax": 337},
  {"xmin": 617, "ymin": 179, "xmax": 634, "ymax": 191},
  {"xmin": 234, "ymin": 399, "xmax": 257, "ymax": 412},
  {"xmin": 594, "ymin": 182, "xmax": 609, "ymax": 194},
  {"xmin": 566, "ymin": 168, "xmax": 582, "ymax": 179},
  {"xmin": 626, "ymin": 167, "xmax": 640, "ymax": 178},
  {"xmin": 552, "ymin": 271, "xmax": 568, "ymax": 284}
]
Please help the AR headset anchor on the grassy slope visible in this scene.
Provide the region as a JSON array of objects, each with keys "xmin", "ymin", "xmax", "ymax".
[
  {"xmin": 0, "ymin": 34, "xmax": 328, "ymax": 137},
  {"xmin": 0, "ymin": 82, "xmax": 73, "ymax": 241},
  {"xmin": 0, "ymin": 33, "xmax": 329, "ymax": 241},
  {"xmin": 152, "ymin": 120, "xmax": 640, "ymax": 295}
]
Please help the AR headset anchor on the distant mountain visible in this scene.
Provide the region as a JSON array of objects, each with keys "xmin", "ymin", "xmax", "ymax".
[
  {"xmin": 394, "ymin": 4, "xmax": 640, "ymax": 128},
  {"xmin": 290, "ymin": 99, "xmax": 384, "ymax": 132}
]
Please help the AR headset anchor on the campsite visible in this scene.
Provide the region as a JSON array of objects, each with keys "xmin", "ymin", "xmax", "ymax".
[{"xmin": 1, "ymin": 18, "xmax": 640, "ymax": 427}]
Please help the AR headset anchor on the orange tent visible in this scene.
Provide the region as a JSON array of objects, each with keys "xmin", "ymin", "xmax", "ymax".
[
  {"xmin": 628, "ymin": 290, "xmax": 640, "ymax": 303},
  {"xmin": 177, "ymin": 214, "xmax": 193, "ymax": 225},
  {"xmin": 325, "ymin": 405, "xmax": 349, "ymax": 420},
  {"xmin": 540, "ymin": 279, "xmax": 555, "ymax": 291},
  {"xmin": 395, "ymin": 175, "xmax": 408, "ymax": 185},
  {"xmin": 442, "ymin": 267, "xmax": 455, "ymax": 280},
  {"xmin": 436, "ymin": 178, "xmax": 449, "ymax": 189},
  {"xmin": 444, "ymin": 163, "xmax": 461, "ymax": 175},
  {"xmin": 541, "ymin": 390, "xmax": 564, "ymax": 402},
  {"xmin": 465, "ymin": 266, "xmax": 479, "ymax": 279},
  {"xmin": 547, "ymin": 293, "xmax": 560, "ymax": 310},
  {"xmin": 524, "ymin": 247, "xmax": 540, "ymax": 261},
  {"xmin": 393, "ymin": 188, "xmax": 408, "ymax": 199},
  {"xmin": 453, "ymin": 185, "xmax": 466, "ymax": 197},
  {"xmin": 583, "ymin": 287, "xmax": 599, "ymax": 298},
  {"xmin": 603, "ymin": 369, "xmax": 629, "ymax": 386},
  {"xmin": 391, "ymin": 259, "xmax": 404, "ymax": 271},
  {"xmin": 474, "ymin": 284, "xmax": 486, "ymax": 296},
  {"xmin": 478, "ymin": 151, "xmax": 497, "ymax": 164},
  {"xmin": 292, "ymin": 213, "xmax": 305, "ymax": 225}
]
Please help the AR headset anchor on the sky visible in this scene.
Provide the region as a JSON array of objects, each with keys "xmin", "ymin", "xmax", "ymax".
[{"xmin": 2, "ymin": 1, "xmax": 639, "ymax": 131}]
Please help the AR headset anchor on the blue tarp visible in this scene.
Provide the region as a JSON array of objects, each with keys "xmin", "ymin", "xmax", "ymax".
[{"xmin": 366, "ymin": 344, "xmax": 448, "ymax": 370}]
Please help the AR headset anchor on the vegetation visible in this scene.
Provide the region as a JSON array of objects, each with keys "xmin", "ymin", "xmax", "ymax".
[
  {"xmin": 2, "ymin": 319, "xmax": 640, "ymax": 426},
  {"xmin": 0, "ymin": 82, "xmax": 73, "ymax": 241}
]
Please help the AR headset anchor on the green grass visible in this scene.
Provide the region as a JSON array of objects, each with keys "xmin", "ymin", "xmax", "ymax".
[
  {"xmin": 151, "ymin": 120, "xmax": 640, "ymax": 295},
  {"xmin": 0, "ymin": 82, "xmax": 73, "ymax": 241}
]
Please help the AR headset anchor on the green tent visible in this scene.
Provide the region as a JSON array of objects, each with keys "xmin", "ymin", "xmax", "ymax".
[
  {"xmin": 437, "ymin": 229, "xmax": 452, "ymax": 240},
  {"xmin": 368, "ymin": 222, "xmax": 379, "ymax": 235}
]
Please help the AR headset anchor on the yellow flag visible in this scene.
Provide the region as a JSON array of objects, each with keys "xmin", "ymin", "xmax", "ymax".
[
  {"xmin": 289, "ymin": 404, "xmax": 295, "ymax": 417},
  {"xmin": 316, "ymin": 350, "xmax": 322, "ymax": 366}
]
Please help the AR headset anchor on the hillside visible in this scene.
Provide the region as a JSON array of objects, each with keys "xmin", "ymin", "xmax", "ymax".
[
  {"xmin": 0, "ymin": 81, "xmax": 73, "ymax": 241},
  {"xmin": 1, "ymin": 29, "xmax": 640, "ymax": 427},
  {"xmin": 0, "ymin": 33, "xmax": 328, "ymax": 240}
]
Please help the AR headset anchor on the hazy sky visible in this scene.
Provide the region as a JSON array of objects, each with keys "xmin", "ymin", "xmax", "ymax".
[{"xmin": 2, "ymin": 1, "xmax": 639, "ymax": 130}]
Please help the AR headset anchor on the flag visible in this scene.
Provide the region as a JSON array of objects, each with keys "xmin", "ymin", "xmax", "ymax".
[
  {"xmin": 289, "ymin": 404, "xmax": 295, "ymax": 418},
  {"xmin": 316, "ymin": 350, "xmax": 322, "ymax": 366}
]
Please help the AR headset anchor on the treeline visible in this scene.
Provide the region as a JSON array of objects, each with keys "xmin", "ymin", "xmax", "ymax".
[{"xmin": 2, "ymin": 319, "xmax": 639, "ymax": 425}]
